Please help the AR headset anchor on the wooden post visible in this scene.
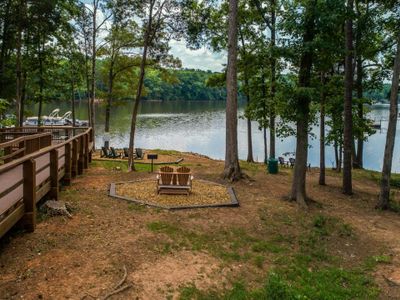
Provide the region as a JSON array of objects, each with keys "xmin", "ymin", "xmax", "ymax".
[
  {"xmin": 72, "ymin": 139, "xmax": 78, "ymax": 177},
  {"xmin": 78, "ymin": 136, "xmax": 84, "ymax": 175},
  {"xmin": 21, "ymin": 159, "xmax": 36, "ymax": 232},
  {"xmin": 64, "ymin": 142, "xmax": 72, "ymax": 186},
  {"xmin": 84, "ymin": 133, "xmax": 89, "ymax": 169},
  {"xmin": 49, "ymin": 149, "xmax": 59, "ymax": 200}
]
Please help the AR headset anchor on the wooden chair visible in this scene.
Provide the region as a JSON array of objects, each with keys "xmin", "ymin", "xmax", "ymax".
[
  {"xmin": 278, "ymin": 157, "xmax": 287, "ymax": 167},
  {"xmin": 101, "ymin": 147, "xmax": 111, "ymax": 158},
  {"xmin": 136, "ymin": 148, "xmax": 144, "ymax": 159},
  {"xmin": 157, "ymin": 166, "xmax": 193, "ymax": 195},
  {"xmin": 123, "ymin": 148, "xmax": 129, "ymax": 158},
  {"xmin": 157, "ymin": 166, "xmax": 174, "ymax": 194},
  {"xmin": 289, "ymin": 158, "xmax": 295, "ymax": 168},
  {"xmin": 110, "ymin": 147, "xmax": 122, "ymax": 159},
  {"xmin": 176, "ymin": 166, "xmax": 193, "ymax": 193}
]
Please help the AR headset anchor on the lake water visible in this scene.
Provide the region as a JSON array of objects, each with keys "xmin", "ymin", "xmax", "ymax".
[{"xmin": 36, "ymin": 100, "xmax": 400, "ymax": 172}]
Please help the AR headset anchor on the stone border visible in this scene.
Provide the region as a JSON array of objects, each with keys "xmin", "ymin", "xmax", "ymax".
[{"xmin": 108, "ymin": 179, "xmax": 239, "ymax": 210}]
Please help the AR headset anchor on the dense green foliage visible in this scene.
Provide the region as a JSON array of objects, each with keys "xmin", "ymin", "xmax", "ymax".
[{"xmin": 142, "ymin": 69, "xmax": 227, "ymax": 101}]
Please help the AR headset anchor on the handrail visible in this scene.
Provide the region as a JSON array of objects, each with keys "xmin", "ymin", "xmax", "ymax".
[
  {"xmin": 0, "ymin": 132, "xmax": 52, "ymax": 149},
  {"xmin": 0, "ymin": 127, "xmax": 93, "ymax": 238},
  {"xmin": 0, "ymin": 128, "xmax": 92, "ymax": 173}
]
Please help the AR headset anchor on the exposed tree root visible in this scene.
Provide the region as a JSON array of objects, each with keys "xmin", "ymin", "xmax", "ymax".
[
  {"xmin": 383, "ymin": 275, "xmax": 400, "ymax": 287},
  {"xmin": 81, "ymin": 265, "xmax": 132, "ymax": 300}
]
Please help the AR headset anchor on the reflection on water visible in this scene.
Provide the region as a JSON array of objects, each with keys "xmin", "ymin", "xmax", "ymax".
[{"xmin": 36, "ymin": 101, "xmax": 400, "ymax": 172}]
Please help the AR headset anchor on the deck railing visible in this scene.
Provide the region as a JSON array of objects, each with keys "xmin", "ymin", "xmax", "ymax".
[
  {"xmin": 0, "ymin": 127, "xmax": 93, "ymax": 238},
  {"xmin": 0, "ymin": 132, "xmax": 52, "ymax": 164}
]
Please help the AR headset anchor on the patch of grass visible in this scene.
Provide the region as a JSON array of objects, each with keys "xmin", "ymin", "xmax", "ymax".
[
  {"xmin": 146, "ymin": 221, "xmax": 180, "ymax": 235},
  {"xmin": 178, "ymin": 264, "xmax": 379, "ymax": 300},
  {"xmin": 239, "ymin": 161, "xmax": 262, "ymax": 175},
  {"xmin": 254, "ymin": 255, "xmax": 265, "ymax": 268},
  {"xmin": 251, "ymin": 241, "xmax": 285, "ymax": 254},
  {"xmin": 92, "ymin": 160, "xmax": 155, "ymax": 172},
  {"xmin": 152, "ymin": 149, "xmax": 181, "ymax": 156},
  {"xmin": 146, "ymin": 222, "xmax": 285, "ymax": 262},
  {"xmin": 127, "ymin": 203, "xmax": 147, "ymax": 212},
  {"xmin": 364, "ymin": 254, "xmax": 392, "ymax": 271}
]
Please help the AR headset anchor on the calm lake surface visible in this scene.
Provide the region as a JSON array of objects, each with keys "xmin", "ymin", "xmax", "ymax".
[{"xmin": 37, "ymin": 100, "xmax": 400, "ymax": 172}]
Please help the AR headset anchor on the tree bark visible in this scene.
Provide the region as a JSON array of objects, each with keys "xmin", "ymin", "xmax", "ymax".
[
  {"xmin": 263, "ymin": 127, "xmax": 268, "ymax": 162},
  {"xmin": 90, "ymin": 0, "xmax": 97, "ymax": 132},
  {"xmin": 0, "ymin": 0, "xmax": 11, "ymax": 99},
  {"xmin": 128, "ymin": 1, "xmax": 154, "ymax": 171},
  {"xmin": 290, "ymin": 0, "xmax": 316, "ymax": 208},
  {"xmin": 269, "ymin": 0, "xmax": 276, "ymax": 159},
  {"xmin": 239, "ymin": 30, "xmax": 254, "ymax": 163},
  {"xmin": 104, "ymin": 60, "xmax": 114, "ymax": 149},
  {"xmin": 355, "ymin": 54, "xmax": 363, "ymax": 168},
  {"xmin": 223, "ymin": 0, "xmax": 242, "ymax": 181},
  {"xmin": 334, "ymin": 141, "xmax": 339, "ymax": 171},
  {"xmin": 343, "ymin": 0, "xmax": 354, "ymax": 195},
  {"xmin": 377, "ymin": 35, "xmax": 400, "ymax": 210},
  {"xmin": 37, "ymin": 41, "xmax": 44, "ymax": 126},
  {"xmin": 15, "ymin": 0, "xmax": 24, "ymax": 126},
  {"xmin": 319, "ymin": 74, "xmax": 326, "ymax": 185}
]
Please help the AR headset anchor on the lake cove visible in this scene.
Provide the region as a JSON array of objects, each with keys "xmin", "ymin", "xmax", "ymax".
[{"xmin": 37, "ymin": 101, "xmax": 400, "ymax": 172}]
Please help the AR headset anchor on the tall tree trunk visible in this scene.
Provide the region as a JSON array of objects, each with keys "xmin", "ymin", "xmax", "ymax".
[
  {"xmin": 84, "ymin": 37, "xmax": 91, "ymax": 127},
  {"xmin": 377, "ymin": 35, "xmax": 400, "ymax": 210},
  {"xmin": 263, "ymin": 127, "xmax": 268, "ymax": 162},
  {"xmin": 355, "ymin": 55, "xmax": 363, "ymax": 168},
  {"xmin": 269, "ymin": 0, "xmax": 276, "ymax": 159},
  {"xmin": 319, "ymin": 74, "xmax": 326, "ymax": 185},
  {"xmin": 37, "ymin": 42, "xmax": 44, "ymax": 127},
  {"xmin": 290, "ymin": 0, "xmax": 316, "ymax": 208},
  {"xmin": 339, "ymin": 143, "xmax": 343, "ymax": 173},
  {"xmin": 246, "ymin": 110, "xmax": 254, "ymax": 162},
  {"xmin": 334, "ymin": 141, "xmax": 339, "ymax": 171},
  {"xmin": 261, "ymin": 69, "xmax": 268, "ymax": 162},
  {"xmin": 128, "ymin": 2, "xmax": 154, "ymax": 171},
  {"xmin": 0, "ymin": 0, "xmax": 11, "ymax": 99},
  {"xmin": 238, "ymin": 29, "xmax": 254, "ymax": 163},
  {"xmin": 104, "ymin": 63, "xmax": 114, "ymax": 149},
  {"xmin": 343, "ymin": 0, "xmax": 354, "ymax": 195},
  {"xmin": 245, "ymin": 80, "xmax": 254, "ymax": 163},
  {"xmin": 71, "ymin": 80, "xmax": 76, "ymax": 128},
  {"xmin": 20, "ymin": 71, "xmax": 26, "ymax": 126},
  {"xmin": 90, "ymin": 0, "xmax": 97, "ymax": 133},
  {"xmin": 16, "ymin": 30, "xmax": 22, "ymax": 126},
  {"xmin": 223, "ymin": 0, "xmax": 242, "ymax": 181}
]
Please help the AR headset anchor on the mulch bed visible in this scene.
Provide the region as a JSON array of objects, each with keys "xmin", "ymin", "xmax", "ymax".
[{"xmin": 109, "ymin": 179, "xmax": 239, "ymax": 209}]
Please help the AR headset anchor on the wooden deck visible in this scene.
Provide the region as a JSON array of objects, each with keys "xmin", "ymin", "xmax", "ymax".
[{"xmin": 0, "ymin": 126, "xmax": 94, "ymax": 239}]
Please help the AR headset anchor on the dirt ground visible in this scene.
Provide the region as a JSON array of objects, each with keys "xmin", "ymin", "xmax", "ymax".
[{"xmin": 0, "ymin": 151, "xmax": 400, "ymax": 299}]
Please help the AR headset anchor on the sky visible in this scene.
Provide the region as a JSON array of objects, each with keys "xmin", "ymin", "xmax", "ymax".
[
  {"xmin": 82, "ymin": 1, "xmax": 226, "ymax": 73},
  {"xmin": 169, "ymin": 40, "xmax": 226, "ymax": 72}
]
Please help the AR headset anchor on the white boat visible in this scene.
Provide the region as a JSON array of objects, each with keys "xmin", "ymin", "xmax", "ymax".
[{"xmin": 23, "ymin": 109, "xmax": 89, "ymax": 127}]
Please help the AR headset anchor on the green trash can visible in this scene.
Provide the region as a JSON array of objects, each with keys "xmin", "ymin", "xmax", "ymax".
[{"xmin": 268, "ymin": 158, "xmax": 278, "ymax": 174}]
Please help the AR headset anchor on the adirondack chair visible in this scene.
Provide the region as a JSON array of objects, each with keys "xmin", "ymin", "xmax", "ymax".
[
  {"xmin": 176, "ymin": 166, "xmax": 193, "ymax": 194},
  {"xmin": 157, "ymin": 166, "xmax": 174, "ymax": 194},
  {"xmin": 157, "ymin": 166, "xmax": 193, "ymax": 195},
  {"xmin": 136, "ymin": 148, "xmax": 144, "ymax": 159},
  {"xmin": 101, "ymin": 147, "xmax": 111, "ymax": 158},
  {"xmin": 123, "ymin": 148, "xmax": 129, "ymax": 158},
  {"xmin": 110, "ymin": 147, "xmax": 122, "ymax": 159},
  {"xmin": 278, "ymin": 157, "xmax": 287, "ymax": 167},
  {"xmin": 289, "ymin": 158, "xmax": 295, "ymax": 168}
]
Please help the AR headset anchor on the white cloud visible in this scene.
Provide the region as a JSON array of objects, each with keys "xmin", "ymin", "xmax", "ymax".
[{"xmin": 169, "ymin": 40, "xmax": 226, "ymax": 72}]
